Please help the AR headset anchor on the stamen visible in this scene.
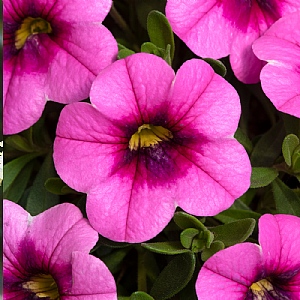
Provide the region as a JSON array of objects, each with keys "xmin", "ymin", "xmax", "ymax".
[
  {"xmin": 129, "ymin": 124, "xmax": 173, "ymax": 151},
  {"xmin": 15, "ymin": 17, "xmax": 52, "ymax": 50},
  {"xmin": 249, "ymin": 278, "xmax": 287, "ymax": 299},
  {"xmin": 22, "ymin": 273, "xmax": 60, "ymax": 299}
]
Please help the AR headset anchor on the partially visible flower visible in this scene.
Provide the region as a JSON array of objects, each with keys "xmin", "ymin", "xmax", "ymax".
[
  {"xmin": 196, "ymin": 214, "xmax": 300, "ymax": 299},
  {"xmin": 3, "ymin": 0, "xmax": 117, "ymax": 134},
  {"xmin": 165, "ymin": 0, "xmax": 300, "ymax": 84},
  {"xmin": 253, "ymin": 11, "xmax": 300, "ymax": 118},
  {"xmin": 3, "ymin": 200, "xmax": 117, "ymax": 300},
  {"xmin": 53, "ymin": 53, "xmax": 251, "ymax": 243}
]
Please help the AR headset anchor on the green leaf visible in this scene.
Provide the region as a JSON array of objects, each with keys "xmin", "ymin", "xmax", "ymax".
[
  {"xmin": 180, "ymin": 228, "xmax": 199, "ymax": 249},
  {"xmin": 201, "ymin": 241, "xmax": 225, "ymax": 261},
  {"xmin": 234, "ymin": 128, "xmax": 253, "ymax": 154},
  {"xmin": 4, "ymin": 160, "xmax": 35, "ymax": 203},
  {"xmin": 130, "ymin": 292, "xmax": 155, "ymax": 300},
  {"xmin": 250, "ymin": 120, "xmax": 285, "ymax": 167},
  {"xmin": 3, "ymin": 153, "xmax": 40, "ymax": 193},
  {"xmin": 282, "ymin": 134, "xmax": 299, "ymax": 167},
  {"xmin": 210, "ymin": 218, "xmax": 256, "ymax": 247},
  {"xmin": 147, "ymin": 10, "xmax": 175, "ymax": 61},
  {"xmin": 26, "ymin": 152, "xmax": 59, "ymax": 215},
  {"xmin": 250, "ymin": 167, "xmax": 279, "ymax": 188},
  {"xmin": 174, "ymin": 212, "xmax": 206, "ymax": 231},
  {"xmin": 203, "ymin": 58, "xmax": 227, "ymax": 77},
  {"xmin": 44, "ymin": 177, "xmax": 76, "ymax": 195},
  {"xmin": 150, "ymin": 252, "xmax": 196, "ymax": 300},
  {"xmin": 271, "ymin": 178, "xmax": 300, "ymax": 216},
  {"xmin": 118, "ymin": 48, "xmax": 135, "ymax": 59},
  {"xmin": 141, "ymin": 241, "xmax": 190, "ymax": 255},
  {"xmin": 141, "ymin": 42, "xmax": 165, "ymax": 56},
  {"xmin": 292, "ymin": 145, "xmax": 300, "ymax": 173},
  {"xmin": 101, "ymin": 248, "xmax": 131, "ymax": 274},
  {"xmin": 214, "ymin": 209, "xmax": 261, "ymax": 224},
  {"xmin": 5, "ymin": 135, "xmax": 34, "ymax": 152}
]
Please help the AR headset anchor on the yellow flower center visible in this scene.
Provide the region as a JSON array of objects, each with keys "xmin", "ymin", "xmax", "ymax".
[
  {"xmin": 129, "ymin": 124, "xmax": 173, "ymax": 151},
  {"xmin": 250, "ymin": 278, "xmax": 274, "ymax": 298},
  {"xmin": 15, "ymin": 17, "xmax": 52, "ymax": 50},
  {"xmin": 22, "ymin": 273, "xmax": 60, "ymax": 299}
]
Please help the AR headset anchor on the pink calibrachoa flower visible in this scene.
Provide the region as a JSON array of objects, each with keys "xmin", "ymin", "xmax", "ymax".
[
  {"xmin": 3, "ymin": 0, "xmax": 117, "ymax": 135},
  {"xmin": 3, "ymin": 200, "xmax": 117, "ymax": 300},
  {"xmin": 196, "ymin": 214, "xmax": 300, "ymax": 299},
  {"xmin": 53, "ymin": 53, "xmax": 251, "ymax": 243},
  {"xmin": 253, "ymin": 12, "xmax": 300, "ymax": 118},
  {"xmin": 165, "ymin": 0, "xmax": 300, "ymax": 84}
]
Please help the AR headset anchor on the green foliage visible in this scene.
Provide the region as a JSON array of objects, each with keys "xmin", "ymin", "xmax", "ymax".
[
  {"xmin": 250, "ymin": 167, "xmax": 279, "ymax": 188},
  {"xmin": 141, "ymin": 241, "xmax": 190, "ymax": 255},
  {"xmin": 130, "ymin": 292, "xmax": 155, "ymax": 300},
  {"xmin": 203, "ymin": 58, "xmax": 227, "ymax": 77},
  {"xmin": 150, "ymin": 252, "xmax": 196, "ymax": 300}
]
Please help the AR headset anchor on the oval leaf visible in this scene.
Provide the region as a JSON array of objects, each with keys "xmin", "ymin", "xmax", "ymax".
[
  {"xmin": 203, "ymin": 58, "xmax": 227, "ymax": 77},
  {"xmin": 282, "ymin": 134, "xmax": 299, "ymax": 167},
  {"xmin": 272, "ymin": 178, "xmax": 300, "ymax": 216},
  {"xmin": 147, "ymin": 10, "xmax": 175, "ymax": 61},
  {"xmin": 201, "ymin": 241, "xmax": 225, "ymax": 261},
  {"xmin": 250, "ymin": 167, "xmax": 279, "ymax": 188},
  {"xmin": 210, "ymin": 218, "xmax": 256, "ymax": 247},
  {"xmin": 174, "ymin": 212, "xmax": 206, "ymax": 231},
  {"xmin": 150, "ymin": 252, "xmax": 196, "ymax": 300},
  {"xmin": 142, "ymin": 241, "xmax": 190, "ymax": 255},
  {"xmin": 130, "ymin": 292, "xmax": 155, "ymax": 300},
  {"xmin": 180, "ymin": 228, "xmax": 199, "ymax": 249}
]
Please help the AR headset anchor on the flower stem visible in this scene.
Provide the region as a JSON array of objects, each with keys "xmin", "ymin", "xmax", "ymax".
[{"xmin": 136, "ymin": 246, "xmax": 147, "ymax": 292}]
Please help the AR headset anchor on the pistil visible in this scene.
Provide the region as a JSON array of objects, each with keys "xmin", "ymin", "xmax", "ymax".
[
  {"xmin": 15, "ymin": 17, "xmax": 52, "ymax": 49},
  {"xmin": 129, "ymin": 124, "xmax": 173, "ymax": 151}
]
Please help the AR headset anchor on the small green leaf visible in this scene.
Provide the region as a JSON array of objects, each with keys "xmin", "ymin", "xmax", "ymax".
[
  {"xmin": 150, "ymin": 252, "xmax": 196, "ymax": 300},
  {"xmin": 180, "ymin": 228, "xmax": 199, "ymax": 249},
  {"xmin": 250, "ymin": 167, "xmax": 279, "ymax": 188},
  {"xmin": 44, "ymin": 177, "xmax": 76, "ymax": 195},
  {"xmin": 147, "ymin": 10, "xmax": 175, "ymax": 61},
  {"xmin": 251, "ymin": 120, "xmax": 285, "ymax": 167},
  {"xmin": 130, "ymin": 292, "xmax": 155, "ymax": 300},
  {"xmin": 118, "ymin": 48, "xmax": 135, "ymax": 59},
  {"xmin": 201, "ymin": 241, "xmax": 225, "ymax": 261},
  {"xmin": 234, "ymin": 128, "xmax": 253, "ymax": 154},
  {"xmin": 4, "ymin": 160, "xmax": 35, "ymax": 203},
  {"xmin": 282, "ymin": 134, "xmax": 299, "ymax": 167},
  {"xmin": 141, "ymin": 42, "xmax": 165, "ymax": 57},
  {"xmin": 292, "ymin": 145, "xmax": 300, "ymax": 173},
  {"xmin": 203, "ymin": 58, "xmax": 227, "ymax": 77},
  {"xmin": 214, "ymin": 209, "xmax": 261, "ymax": 224},
  {"xmin": 272, "ymin": 178, "xmax": 300, "ymax": 216},
  {"xmin": 26, "ymin": 152, "xmax": 59, "ymax": 215},
  {"xmin": 5, "ymin": 135, "xmax": 34, "ymax": 152},
  {"xmin": 3, "ymin": 153, "xmax": 40, "ymax": 193},
  {"xmin": 174, "ymin": 212, "xmax": 206, "ymax": 231},
  {"xmin": 141, "ymin": 241, "xmax": 190, "ymax": 255},
  {"xmin": 210, "ymin": 218, "xmax": 255, "ymax": 247}
]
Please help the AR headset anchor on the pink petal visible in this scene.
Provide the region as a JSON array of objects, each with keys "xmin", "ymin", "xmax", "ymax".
[
  {"xmin": 259, "ymin": 214, "xmax": 300, "ymax": 275},
  {"xmin": 166, "ymin": 0, "xmax": 232, "ymax": 58},
  {"xmin": 3, "ymin": 200, "xmax": 31, "ymax": 276},
  {"xmin": 166, "ymin": 59, "xmax": 241, "ymax": 138},
  {"xmin": 52, "ymin": 23, "xmax": 117, "ymax": 77},
  {"xmin": 252, "ymin": 12, "xmax": 300, "ymax": 117},
  {"xmin": 196, "ymin": 243, "xmax": 262, "ymax": 299},
  {"xmin": 175, "ymin": 139, "xmax": 251, "ymax": 215},
  {"xmin": 90, "ymin": 53, "xmax": 175, "ymax": 124},
  {"xmin": 26, "ymin": 203, "xmax": 98, "ymax": 271},
  {"xmin": 54, "ymin": 102, "xmax": 128, "ymax": 192},
  {"xmin": 63, "ymin": 252, "xmax": 117, "ymax": 300}
]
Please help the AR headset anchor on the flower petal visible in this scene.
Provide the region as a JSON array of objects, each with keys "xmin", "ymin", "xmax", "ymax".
[
  {"xmin": 175, "ymin": 139, "xmax": 251, "ymax": 215},
  {"xmin": 196, "ymin": 243, "xmax": 262, "ymax": 299},
  {"xmin": 90, "ymin": 53, "xmax": 175, "ymax": 125},
  {"xmin": 63, "ymin": 252, "xmax": 117, "ymax": 300},
  {"xmin": 259, "ymin": 214, "xmax": 300, "ymax": 276},
  {"xmin": 166, "ymin": 59, "xmax": 241, "ymax": 138},
  {"xmin": 26, "ymin": 203, "xmax": 98, "ymax": 271},
  {"xmin": 3, "ymin": 200, "xmax": 31, "ymax": 277}
]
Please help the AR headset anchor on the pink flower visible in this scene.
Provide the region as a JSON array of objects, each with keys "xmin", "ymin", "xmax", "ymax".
[
  {"xmin": 53, "ymin": 53, "xmax": 251, "ymax": 243},
  {"xmin": 196, "ymin": 214, "xmax": 300, "ymax": 299},
  {"xmin": 253, "ymin": 12, "xmax": 300, "ymax": 118},
  {"xmin": 3, "ymin": 200, "xmax": 117, "ymax": 300},
  {"xmin": 3, "ymin": 0, "xmax": 117, "ymax": 134},
  {"xmin": 165, "ymin": 0, "xmax": 300, "ymax": 84}
]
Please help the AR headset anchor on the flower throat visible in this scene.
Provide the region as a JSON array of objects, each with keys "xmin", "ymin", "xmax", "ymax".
[
  {"xmin": 129, "ymin": 124, "xmax": 173, "ymax": 151},
  {"xmin": 15, "ymin": 17, "xmax": 52, "ymax": 49}
]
